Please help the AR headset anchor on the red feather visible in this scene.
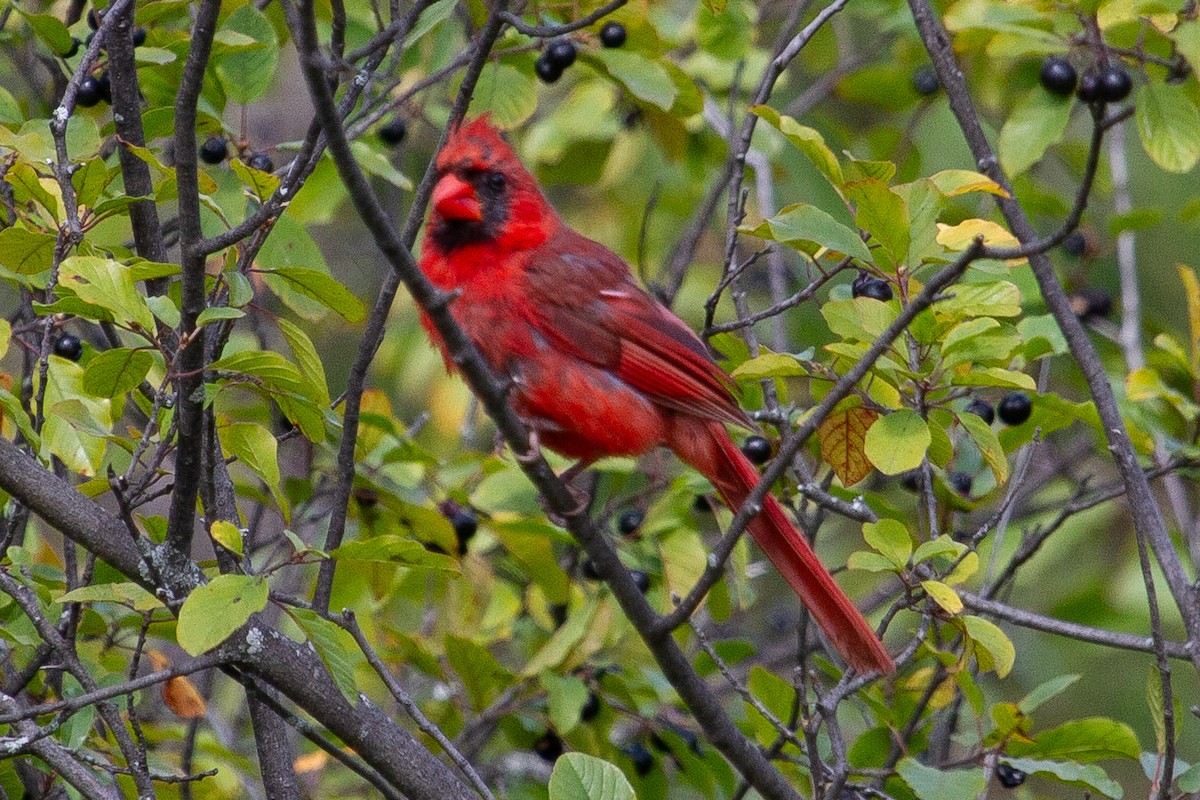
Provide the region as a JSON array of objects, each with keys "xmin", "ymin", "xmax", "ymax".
[{"xmin": 419, "ymin": 117, "xmax": 894, "ymax": 675}]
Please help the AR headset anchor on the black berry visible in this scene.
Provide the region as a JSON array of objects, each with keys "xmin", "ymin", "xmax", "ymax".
[
  {"xmin": 579, "ymin": 691, "xmax": 601, "ymax": 722},
  {"xmin": 1077, "ymin": 70, "xmax": 1101, "ymax": 103},
  {"xmin": 948, "ymin": 471, "xmax": 973, "ymax": 497},
  {"xmin": 352, "ymin": 487, "xmax": 378, "ymax": 507},
  {"xmin": 693, "ymin": 495, "xmax": 713, "ymax": 513},
  {"xmin": 199, "ymin": 136, "xmax": 228, "ymax": 164},
  {"xmin": 451, "ymin": 510, "xmax": 478, "ymax": 551},
  {"xmin": 599, "ymin": 21, "xmax": 626, "ymax": 48},
  {"xmin": 913, "ymin": 66, "xmax": 939, "ymax": 96},
  {"xmin": 964, "ymin": 399, "xmax": 995, "ymax": 426},
  {"xmin": 534, "ymin": 55, "xmax": 563, "ymax": 84},
  {"xmin": 995, "ymin": 763, "xmax": 1026, "ymax": 788},
  {"xmin": 617, "ymin": 509, "xmax": 645, "ymax": 536},
  {"xmin": 85, "ymin": 31, "xmax": 96, "ymax": 48},
  {"xmin": 532, "ymin": 731, "xmax": 564, "ymax": 763},
  {"xmin": 96, "ymin": 71, "xmax": 111, "ymax": 104},
  {"xmin": 545, "ymin": 39, "xmax": 577, "ymax": 69},
  {"xmin": 852, "ymin": 275, "xmax": 894, "ymax": 302},
  {"xmin": 901, "ymin": 472, "xmax": 921, "ymax": 492},
  {"xmin": 1097, "ymin": 65, "xmax": 1132, "ymax": 102},
  {"xmin": 62, "ymin": 37, "xmax": 81, "ymax": 58},
  {"xmin": 1062, "ymin": 231, "xmax": 1087, "ymax": 256},
  {"xmin": 741, "ymin": 435, "xmax": 772, "ymax": 465},
  {"xmin": 1070, "ymin": 287, "xmax": 1112, "ymax": 320},
  {"xmin": 1039, "ymin": 57, "xmax": 1077, "ymax": 95},
  {"xmin": 581, "ymin": 558, "xmax": 602, "ymax": 581},
  {"xmin": 132, "ymin": 26, "xmax": 147, "ymax": 47},
  {"xmin": 623, "ymin": 743, "xmax": 655, "ymax": 776},
  {"xmin": 87, "ymin": 8, "xmax": 103, "ymax": 30},
  {"xmin": 378, "ymin": 117, "xmax": 407, "ymax": 146},
  {"xmin": 629, "ymin": 570, "xmax": 650, "ymax": 594},
  {"xmin": 76, "ymin": 76, "xmax": 103, "ymax": 108},
  {"xmin": 246, "ymin": 151, "xmax": 274, "ymax": 172},
  {"xmin": 650, "ymin": 725, "xmax": 702, "ymax": 756},
  {"xmin": 997, "ymin": 392, "xmax": 1033, "ymax": 426},
  {"xmin": 53, "ymin": 334, "xmax": 83, "ymax": 361}
]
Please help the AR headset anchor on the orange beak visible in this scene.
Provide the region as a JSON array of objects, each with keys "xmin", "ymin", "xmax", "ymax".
[{"xmin": 432, "ymin": 174, "xmax": 483, "ymax": 222}]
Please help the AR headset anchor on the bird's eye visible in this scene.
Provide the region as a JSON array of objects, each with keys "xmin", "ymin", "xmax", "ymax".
[{"xmin": 485, "ymin": 171, "xmax": 507, "ymax": 191}]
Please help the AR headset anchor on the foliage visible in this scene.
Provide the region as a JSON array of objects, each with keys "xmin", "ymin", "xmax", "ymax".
[{"xmin": 0, "ymin": 0, "xmax": 1198, "ymax": 798}]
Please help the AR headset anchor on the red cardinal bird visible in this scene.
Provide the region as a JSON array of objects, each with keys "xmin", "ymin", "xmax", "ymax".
[{"xmin": 419, "ymin": 116, "xmax": 894, "ymax": 675}]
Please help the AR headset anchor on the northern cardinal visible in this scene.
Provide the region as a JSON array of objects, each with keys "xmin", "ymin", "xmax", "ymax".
[{"xmin": 418, "ymin": 117, "xmax": 894, "ymax": 675}]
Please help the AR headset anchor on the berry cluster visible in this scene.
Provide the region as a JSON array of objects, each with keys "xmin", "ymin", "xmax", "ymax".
[
  {"xmin": 70, "ymin": 6, "xmax": 148, "ymax": 110},
  {"xmin": 533, "ymin": 20, "xmax": 626, "ymax": 84},
  {"xmin": 1040, "ymin": 56, "xmax": 1132, "ymax": 104}
]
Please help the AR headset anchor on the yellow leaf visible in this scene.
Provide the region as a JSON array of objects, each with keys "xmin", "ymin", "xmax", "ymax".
[
  {"xmin": 1176, "ymin": 265, "xmax": 1200, "ymax": 375},
  {"xmin": 818, "ymin": 406, "xmax": 879, "ymax": 486},
  {"xmin": 163, "ymin": 675, "xmax": 207, "ymax": 719},
  {"xmin": 936, "ymin": 219, "xmax": 1026, "ymax": 264},
  {"xmin": 922, "ymin": 580, "xmax": 964, "ymax": 614}
]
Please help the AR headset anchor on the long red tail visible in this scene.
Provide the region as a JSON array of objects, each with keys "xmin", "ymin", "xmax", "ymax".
[{"xmin": 671, "ymin": 420, "xmax": 895, "ymax": 675}]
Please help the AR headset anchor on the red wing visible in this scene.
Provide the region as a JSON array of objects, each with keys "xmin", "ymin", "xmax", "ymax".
[{"xmin": 522, "ymin": 229, "xmax": 752, "ymax": 429}]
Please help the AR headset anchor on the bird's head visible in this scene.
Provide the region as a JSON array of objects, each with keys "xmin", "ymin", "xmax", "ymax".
[{"xmin": 427, "ymin": 115, "xmax": 553, "ymax": 251}]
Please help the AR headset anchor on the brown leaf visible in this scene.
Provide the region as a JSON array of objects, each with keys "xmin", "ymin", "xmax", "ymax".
[
  {"xmin": 818, "ymin": 406, "xmax": 879, "ymax": 486},
  {"xmin": 163, "ymin": 675, "xmax": 207, "ymax": 719}
]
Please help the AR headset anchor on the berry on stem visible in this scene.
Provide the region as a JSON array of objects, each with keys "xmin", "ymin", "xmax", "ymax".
[
  {"xmin": 623, "ymin": 743, "xmax": 655, "ymax": 776},
  {"xmin": 378, "ymin": 117, "xmax": 407, "ymax": 146},
  {"xmin": 534, "ymin": 55, "xmax": 562, "ymax": 84},
  {"xmin": 1062, "ymin": 231, "xmax": 1087, "ymax": 256},
  {"xmin": 995, "ymin": 763, "xmax": 1026, "ymax": 788},
  {"xmin": 629, "ymin": 570, "xmax": 650, "ymax": 594},
  {"xmin": 451, "ymin": 510, "xmax": 478, "ymax": 551},
  {"xmin": 579, "ymin": 692, "xmax": 601, "ymax": 722},
  {"xmin": 964, "ymin": 399, "xmax": 995, "ymax": 426},
  {"xmin": 997, "ymin": 392, "xmax": 1033, "ymax": 426},
  {"xmin": 1097, "ymin": 64, "xmax": 1132, "ymax": 102},
  {"xmin": 1069, "ymin": 287, "xmax": 1112, "ymax": 320},
  {"xmin": 545, "ymin": 38, "xmax": 577, "ymax": 69},
  {"xmin": 76, "ymin": 76, "xmax": 103, "ymax": 108},
  {"xmin": 599, "ymin": 21, "xmax": 626, "ymax": 48},
  {"xmin": 96, "ymin": 72, "xmax": 111, "ymax": 104},
  {"xmin": 1039, "ymin": 56, "xmax": 1077, "ymax": 95},
  {"xmin": 532, "ymin": 731, "xmax": 564, "ymax": 763},
  {"xmin": 948, "ymin": 471, "xmax": 973, "ymax": 497},
  {"xmin": 741, "ymin": 435, "xmax": 772, "ymax": 465},
  {"xmin": 617, "ymin": 509, "xmax": 645, "ymax": 536},
  {"xmin": 199, "ymin": 136, "xmax": 228, "ymax": 164},
  {"xmin": 132, "ymin": 26, "xmax": 147, "ymax": 47},
  {"xmin": 247, "ymin": 151, "xmax": 274, "ymax": 172},
  {"xmin": 852, "ymin": 273, "xmax": 893, "ymax": 301},
  {"xmin": 53, "ymin": 334, "xmax": 83, "ymax": 361},
  {"xmin": 580, "ymin": 558, "xmax": 602, "ymax": 580},
  {"xmin": 1077, "ymin": 70, "xmax": 1101, "ymax": 103},
  {"xmin": 912, "ymin": 66, "xmax": 939, "ymax": 95}
]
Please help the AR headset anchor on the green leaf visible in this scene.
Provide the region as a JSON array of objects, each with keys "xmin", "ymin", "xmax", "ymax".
[
  {"xmin": 81, "ymin": 348, "xmax": 152, "ymax": 398},
  {"xmin": 542, "ymin": 673, "xmax": 590, "ymax": 735},
  {"xmin": 350, "ymin": 140, "xmax": 413, "ymax": 190},
  {"xmin": 864, "ymin": 410, "xmax": 930, "ymax": 475},
  {"xmin": 218, "ymin": 421, "xmax": 289, "ymax": 523},
  {"xmin": 0, "ymin": 226, "xmax": 56, "ymax": 275},
  {"xmin": 750, "ymin": 105, "xmax": 844, "ymax": 189},
  {"xmin": 230, "ymin": 156, "xmax": 281, "ymax": 200},
  {"xmin": 214, "ymin": 5, "xmax": 279, "ymax": 105},
  {"xmin": 592, "ymin": 50, "xmax": 678, "ymax": 111},
  {"xmin": 329, "ymin": 535, "xmax": 458, "ymax": 572},
  {"xmin": 998, "ymin": 87, "xmax": 1073, "ymax": 176},
  {"xmin": 288, "ymin": 607, "xmax": 364, "ymax": 703},
  {"xmin": 730, "ymin": 351, "xmax": 806, "ymax": 380},
  {"xmin": 262, "ymin": 267, "xmax": 366, "ymax": 323},
  {"xmin": 959, "ymin": 410, "xmax": 1009, "ymax": 484},
  {"xmin": 845, "ymin": 179, "xmax": 909, "ymax": 268},
  {"xmin": 523, "ymin": 598, "xmax": 600, "ymax": 677},
  {"xmin": 57, "ymin": 582, "xmax": 163, "ymax": 611},
  {"xmin": 1018, "ymin": 674, "xmax": 1081, "ymax": 714},
  {"xmin": 936, "ymin": 281, "xmax": 1022, "ymax": 318},
  {"xmin": 962, "ymin": 615, "xmax": 1015, "ymax": 677},
  {"xmin": 747, "ymin": 203, "xmax": 872, "ymax": 263},
  {"xmin": 862, "ymin": 518, "xmax": 912, "ymax": 569},
  {"xmin": 1135, "ymin": 82, "xmax": 1200, "ymax": 173},
  {"xmin": 465, "ymin": 62, "xmax": 536, "ymax": 129},
  {"xmin": 58, "ymin": 256, "xmax": 157, "ymax": 332},
  {"xmin": 1002, "ymin": 758, "xmax": 1122, "ymax": 799},
  {"xmin": 176, "ymin": 575, "xmax": 268, "ymax": 656},
  {"xmin": 16, "ymin": 8, "xmax": 74, "ymax": 56},
  {"xmin": 196, "ymin": 306, "xmax": 245, "ymax": 327},
  {"xmin": 276, "ymin": 317, "xmax": 331, "ymax": 408},
  {"xmin": 445, "ymin": 635, "xmax": 512, "ymax": 710},
  {"xmin": 404, "ymin": 0, "xmax": 456, "ymax": 45},
  {"xmin": 896, "ymin": 758, "xmax": 985, "ymax": 800},
  {"xmin": 39, "ymin": 357, "xmax": 111, "ymax": 475},
  {"xmin": 548, "ymin": 753, "xmax": 635, "ymax": 800},
  {"xmin": 847, "ymin": 550, "xmax": 898, "ymax": 573},
  {"xmin": 913, "ymin": 535, "xmax": 965, "ymax": 565},
  {"xmin": 1010, "ymin": 717, "xmax": 1141, "ymax": 763},
  {"xmin": 72, "ymin": 158, "xmax": 114, "ymax": 209},
  {"xmin": 209, "ymin": 519, "xmax": 244, "ymax": 557}
]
